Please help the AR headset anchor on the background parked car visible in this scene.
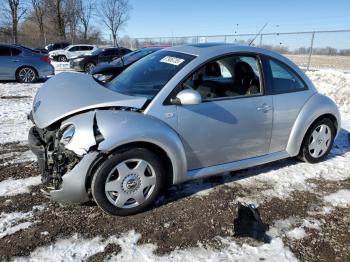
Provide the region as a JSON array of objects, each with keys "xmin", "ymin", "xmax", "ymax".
[
  {"xmin": 45, "ymin": 42, "xmax": 70, "ymax": 52},
  {"xmin": 91, "ymin": 47, "xmax": 164, "ymax": 82},
  {"xmin": 70, "ymin": 47, "xmax": 131, "ymax": 73},
  {"xmin": 0, "ymin": 44, "xmax": 54, "ymax": 83},
  {"xmin": 49, "ymin": 44, "xmax": 97, "ymax": 62},
  {"xmin": 32, "ymin": 48, "xmax": 49, "ymax": 55}
]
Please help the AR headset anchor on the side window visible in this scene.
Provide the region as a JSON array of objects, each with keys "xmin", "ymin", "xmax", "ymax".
[
  {"xmin": 68, "ymin": 46, "xmax": 79, "ymax": 52},
  {"xmin": 81, "ymin": 46, "xmax": 93, "ymax": 51},
  {"xmin": 182, "ymin": 55, "xmax": 262, "ymax": 100},
  {"xmin": 11, "ymin": 48, "xmax": 22, "ymax": 56},
  {"xmin": 0, "ymin": 46, "xmax": 12, "ymax": 56},
  {"xmin": 268, "ymin": 59, "xmax": 306, "ymax": 94},
  {"xmin": 103, "ymin": 49, "xmax": 114, "ymax": 56}
]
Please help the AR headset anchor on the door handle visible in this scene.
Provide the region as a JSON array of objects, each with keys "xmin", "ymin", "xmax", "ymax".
[
  {"xmin": 12, "ymin": 60, "xmax": 19, "ymax": 62},
  {"xmin": 257, "ymin": 104, "xmax": 273, "ymax": 112}
]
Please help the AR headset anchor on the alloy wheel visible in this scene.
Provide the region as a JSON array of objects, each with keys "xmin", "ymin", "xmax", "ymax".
[
  {"xmin": 308, "ymin": 124, "xmax": 332, "ymax": 158},
  {"xmin": 104, "ymin": 158, "xmax": 157, "ymax": 208},
  {"xmin": 18, "ymin": 67, "xmax": 36, "ymax": 83}
]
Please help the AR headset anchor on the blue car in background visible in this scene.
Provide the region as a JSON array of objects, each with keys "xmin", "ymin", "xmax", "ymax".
[{"xmin": 0, "ymin": 44, "xmax": 54, "ymax": 83}]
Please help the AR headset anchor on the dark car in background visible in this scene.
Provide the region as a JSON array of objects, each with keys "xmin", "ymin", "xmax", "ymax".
[
  {"xmin": 33, "ymin": 48, "xmax": 49, "ymax": 55},
  {"xmin": 70, "ymin": 47, "xmax": 131, "ymax": 73},
  {"xmin": 45, "ymin": 42, "xmax": 70, "ymax": 52},
  {"xmin": 0, "ymin": 44, "xmax": 54, "ymax": 83},
  {"xmin": 91, "ymin": 47, "xmax": 164, "ymax": 82}
]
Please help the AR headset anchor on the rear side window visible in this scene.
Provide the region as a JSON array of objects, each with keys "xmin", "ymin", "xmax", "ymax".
[
  {"xmin": 268, "ymin": 59, "xmax": 306, "ymax": 94},
  {"xmin": 103, "ymin": 49, "xmax": 115, "ymax": 56},
  {"xmin": 11, "ymin": 48, "xmax": 22, "ymax": 56},
  {"xmin": 80, "ymin": 46, "xmax": 93, "ymax": 51},
  {"xmin": 0, "ymin": 46, "xmax": 11, "ymax": 56}
]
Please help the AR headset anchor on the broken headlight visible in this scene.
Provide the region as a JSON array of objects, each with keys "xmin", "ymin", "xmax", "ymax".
[{"xmin": 60, "ymin": 125, "xmax": 75, "ymax": 145}]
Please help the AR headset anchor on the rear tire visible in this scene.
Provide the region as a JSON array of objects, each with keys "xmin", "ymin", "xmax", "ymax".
[
  {"xmin": 91, "ymin": 148, "xmax": 165, "ymax": 216},
  {"xmin": 16, "ymin": 67, "xmax": 37, "ymax": 83},
  {"xmin": 298, "ymin": 118, "xmax": 335, "ymax": 163}
]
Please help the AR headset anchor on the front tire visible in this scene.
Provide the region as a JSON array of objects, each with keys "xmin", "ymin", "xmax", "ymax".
[
  {"xmin": 91, "ymin": 148, "xmax": 165, "ymax": 216},
  {"xmin": 58, "ymin": 55, "xmax": 68, "ymax": 62},
  {"xmin": 16, "ymin": 67, "xmax": 37, "ymax": 83},
  {"xmin": 298, "ymin": 118, "xmax": 336, "ymax": 163},
  {"xmin": 84, "ymin": 62, "xmax": 96, "ymax": 73}
]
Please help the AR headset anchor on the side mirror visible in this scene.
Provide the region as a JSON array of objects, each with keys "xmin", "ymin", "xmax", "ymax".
[{"xmin": 172, "ymin": 89, "xmax": 202, "ymax": 105}]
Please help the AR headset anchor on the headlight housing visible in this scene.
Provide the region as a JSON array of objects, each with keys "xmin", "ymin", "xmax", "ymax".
[
  {"xmin": 93, "ymin": 74, "xmax": 113, "ymax": 82},
  {"xmin": 60, "ymin": 125, "xmax": 75, "ymax": 145},
  {"xmin": 73, "ymin": 57, "xmax": 84, "ymax": 62}
]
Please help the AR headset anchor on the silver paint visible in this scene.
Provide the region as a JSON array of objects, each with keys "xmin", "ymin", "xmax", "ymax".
[
  {"xmin": 30, "ymin": 43, "xmax": 340, "ymax": 204},
  {"xmin": 32, "ymin": 72, "xmax": 147, "ymax": 128}
]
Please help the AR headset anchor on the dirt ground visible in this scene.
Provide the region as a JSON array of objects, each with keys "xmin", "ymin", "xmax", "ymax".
[{"xmin": 0, "ymin": 142, "xmax": 349, "ymax": 261}]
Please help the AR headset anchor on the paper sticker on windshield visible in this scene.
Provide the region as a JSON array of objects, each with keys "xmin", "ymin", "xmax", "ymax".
[{"xmin": 160, "ymin": 56, "xmax": 185, "ymax": 66}]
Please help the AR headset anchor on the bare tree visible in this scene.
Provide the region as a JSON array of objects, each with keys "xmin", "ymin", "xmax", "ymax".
[
  {"xmin": 1, "ymin": 0, "xmax": 27, "ymax": 43},
  {"xmin": 31, "ymin": 0, "xmax": 46, "ymax": 45},
  {"xmin": 99, "ymin": 0, "xmax": 130, "ymax": 46},
  {"xmin": 51, "ymin": 0, "xmax": 66, "ymax": 40},
  {"xmin": 78, "ymin": 0, "xmax": 93, "ymax": 41}
]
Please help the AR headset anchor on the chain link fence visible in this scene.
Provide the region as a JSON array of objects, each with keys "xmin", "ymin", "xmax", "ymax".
[{"xmin": 123, "ymin": 30, "xmax": 350, "ymax": 71}]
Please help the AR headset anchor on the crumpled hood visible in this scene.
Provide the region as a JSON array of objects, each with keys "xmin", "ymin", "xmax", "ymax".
[{"xmin": 32, "ymin": 72, "xmax": 148, "ymax": 128}]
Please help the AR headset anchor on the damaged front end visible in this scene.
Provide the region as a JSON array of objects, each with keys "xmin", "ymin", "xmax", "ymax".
[{"xmin": 28, "ymin": 111, "xmax": 101, "ymax": 203}]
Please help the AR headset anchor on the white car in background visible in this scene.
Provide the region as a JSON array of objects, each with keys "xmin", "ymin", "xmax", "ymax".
[{"xmin": 49, "ymin": 44, "xmax": 97, "ymax": 62}]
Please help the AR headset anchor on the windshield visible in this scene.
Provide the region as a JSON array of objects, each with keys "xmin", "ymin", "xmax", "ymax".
[
  {"xmin": 112, "ymin": 48, "xmax": 160, "ymax": 66},
  {"xmin": 91, "ymin": 48, "xmax": 103, "ymax": 55},
  {"xmin": 106, "ymin": 51, "xmax": 195, "ymax": 99}
]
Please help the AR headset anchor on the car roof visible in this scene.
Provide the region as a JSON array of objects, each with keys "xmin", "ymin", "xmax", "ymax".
[
  {"xmin": 166, "ymin": 43, "xmax": 302, "ymax": 70},
  {"xmin": 166, "ymin": 43, "xmax": 285, "ymax": 59}
]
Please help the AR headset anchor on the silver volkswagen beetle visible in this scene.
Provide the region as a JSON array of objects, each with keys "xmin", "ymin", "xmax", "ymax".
[{"xmin": 28, "ymin": 43, "xmax": 340, "ymax": 216}]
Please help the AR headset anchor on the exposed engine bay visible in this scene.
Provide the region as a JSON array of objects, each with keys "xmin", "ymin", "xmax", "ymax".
[
  {"xmin": 28, "ymin": 124, "xmax": 81, "ymax": 191},
  {"xmin": 28, "ymin": 106, "xmax": 142, "ymax": 193}
]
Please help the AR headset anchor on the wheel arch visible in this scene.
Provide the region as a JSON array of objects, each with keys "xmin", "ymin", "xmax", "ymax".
[
  {"xmin": 286, "ymin": 93, "xmax": 340, "ymax": 156},
  {"xmin": 89, "ymin": 110, "xmax": 187, "ymax": 186},
  {"xmin": 85, "ymin": 141, "xmax": 174, "ymax": 192}
]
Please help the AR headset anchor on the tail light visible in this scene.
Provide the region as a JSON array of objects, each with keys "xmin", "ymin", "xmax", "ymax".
[{"xmin": 40, "ymin": 57, "xmax": 51, "ymax": 64}]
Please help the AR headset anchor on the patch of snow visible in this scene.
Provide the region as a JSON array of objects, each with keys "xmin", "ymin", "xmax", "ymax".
[
  {"xmin": 323, "ymin": 189, "xmax": 350, "ymax": 208},
  {"xmin": 307, "ymin": 69, "xmax": 350, "ymax": 113},
  {"xmin": 0, "ymin": 82, "xmax": 40, "ymax": 144},
  {"xmin": 0, "ymin": 176, "xmax": 41, "ymax": 197},
  {"xmin": 269, "ymin": 217, "xmax": 322, "ymax": 240},
  {"xmin": 14, "ymin": 234, "xmax": 107, "ymax": 262},
  {"xmin": 0, "ymin": 150, "xmax": 36, "ymax": 166},
  {"xmin": 0, "ymin": 205, "xmax": 44, "ymax": 239},
  {"xmin": 301, "ymin": 219, "xmax": 321, "ymax": 230},
  {"xmin": 286, "ymin": 228, "xmax": 306, "ymax": 240},
  {"xmin": 16, "ymin": 230, "xmax": 298, "ymax": 262}
]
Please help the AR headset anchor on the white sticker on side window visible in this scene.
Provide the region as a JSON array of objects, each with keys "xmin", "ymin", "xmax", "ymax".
[{"xmin": 160, "ymin": 56, "xmax": 185, "ymax": 66}]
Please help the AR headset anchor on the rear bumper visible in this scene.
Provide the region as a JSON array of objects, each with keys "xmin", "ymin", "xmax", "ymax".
[{"xmin": 37, "ymin": 64, "xmax": 55, "ymax": 78}]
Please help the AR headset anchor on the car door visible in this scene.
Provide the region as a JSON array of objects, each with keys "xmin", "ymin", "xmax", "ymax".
[
  {"xmin": 0, "ymin": 45, "xmax": 15, "ymax": 79},
  {"xmin": 98, "ymin": 49, "xmax": 114, "ymax": 63},
  {"xmin": 176, "ymin": 54, "xmax": 273, "ymax": 170},
  {"xmin": 263, "ymin": 57, "xmax": 315, "ymax": 153},
  {"xmin": 66, "ymin": 46, "xmax": 79, "ymax": 59},
  {"xmin": 79, "ymin": 46, "xmax": 93, "ymax": 56}
]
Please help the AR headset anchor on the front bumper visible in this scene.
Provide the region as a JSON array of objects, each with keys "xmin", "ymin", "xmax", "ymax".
[
  {"xmin": 28, "ymin": 126, "xmax": 97, "ymax": 204},
  {"xmin": 70, "ymin": 60, "xmax": 84, "ymax": 71},
  {"xmin": 49, "ymin": 152, "xmax": 98, "ymax": 203}
]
